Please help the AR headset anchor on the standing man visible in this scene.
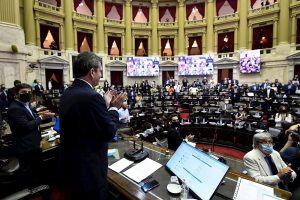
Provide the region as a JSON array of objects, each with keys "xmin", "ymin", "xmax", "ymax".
[
  {"xmin": 59, "ymin": 52, "xmax": 127, "ymax": 200},
  {"xmin": 7, "ymin": 83, "xmax": 54, "ymax": 187}
]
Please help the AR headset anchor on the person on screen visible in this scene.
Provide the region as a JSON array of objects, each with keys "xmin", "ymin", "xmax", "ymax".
[
  {"xmin": 59, "ymin": 52, "xmax": 127, "ymax": 199},
  {"xmin": 243, "ymin": 132, "xmax": 297, "ymax": 190}
]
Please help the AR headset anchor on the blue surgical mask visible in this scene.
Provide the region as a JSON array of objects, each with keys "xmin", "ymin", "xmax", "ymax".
[{"xmin": 261, "ymin": 144, "xmax": 273, "ymax": 155}]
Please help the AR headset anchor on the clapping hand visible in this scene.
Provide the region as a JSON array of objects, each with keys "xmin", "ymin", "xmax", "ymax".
[{"xmin": 104, "ymin": 90, "xmax": 127, "ymax": 109}]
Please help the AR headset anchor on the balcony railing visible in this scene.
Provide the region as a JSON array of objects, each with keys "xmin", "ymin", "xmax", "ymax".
[
  {"xmin": 131, "ymin": 21, "xmax": 150, "ymax": 28},
  {"xmin": 39, "ymin": 49, "xmax": 65, "ymax": 57},
  {"xmin": 158, "ymin": 21, "xmax": 177, "ymax": 27},
  {"xmin": 217, "ymin": 52, "xmax": 236, "ymax": 59},
  {"xmin": 161, "ymin": 56, "xmax": 176, "ymax": 62},
  {"xmin": 249, "ymin": 2, "xmax": 278, "ymax": 14},
  {"xmin": 215, "ymin": 12, "xmax": 238, "ymax": 22},
  {"xmin": 185, "ymin": 18, "xmax": 206, "ymax": 26},
  {"xmin": 73, "ymin": 12, "xmax": 96, "ymax": 22},
  {"xmin": 35, "ymin": 0, "xmax": 61, "ymax": 12},
  {"xmin": 259, "ymin": 48, "xmax": 275, "ymax": 55},
  {"xmin": 107, "ymin": 56, "xmax": 125, "ymax": 61},
  {"xmin": 104, "ymin": 18, "xmax": 125, "ymax": 26}
]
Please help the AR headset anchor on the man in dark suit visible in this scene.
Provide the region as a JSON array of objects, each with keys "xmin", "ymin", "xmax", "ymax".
[
  {"xmin": 7, "ymin": 83, "xmax": 54, "ymax": 187},
  {"xmin": 59, "ymin": 52, "xmax": 127, "ymax": 200},
  {"xmin": 34, "ymin": 81, "xmax": 44, "ymax": 104},
  {"xmin": 262, "ymin": 85, "xmax": 276, "ymax": 111},
  {"xmin": 284, "ymin": 80, "xmax": 297, "ymax": 96},
  {"xmin": 7, "ymin": 79, "xmax": 21, "ymax": 104},
  {"xmin": 230, "ymin": 84, "xmax": 241, "ymax": 106}
]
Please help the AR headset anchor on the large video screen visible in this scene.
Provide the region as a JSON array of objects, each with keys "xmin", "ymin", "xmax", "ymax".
[
  {"xmin": 240, "ymin": 50, "xmax": 260, "ymax": 74},
  {"xmin": 127, "ymin": 57, "xmax": 159, "ymax": 77},
  {"xmin": 178, "ymin": 54, "xmax": 214, "ymax": 76}
]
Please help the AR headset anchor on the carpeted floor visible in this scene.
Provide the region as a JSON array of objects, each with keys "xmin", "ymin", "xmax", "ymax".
[{"xmin": 196, "ymin": 143, "xmax": 246, "ymax": 160}]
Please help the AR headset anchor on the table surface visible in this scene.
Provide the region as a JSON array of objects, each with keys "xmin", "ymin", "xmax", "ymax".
[{"xmin": 108, "ymin": 140, "xmax": 291, "ymax": 200}]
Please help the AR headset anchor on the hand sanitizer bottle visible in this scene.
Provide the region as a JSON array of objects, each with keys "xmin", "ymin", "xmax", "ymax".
[{"xmin": 181, "ymin": 179, "xmax": 189, "ymax": 199}]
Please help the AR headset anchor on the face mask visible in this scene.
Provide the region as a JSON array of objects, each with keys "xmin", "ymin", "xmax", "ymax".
[
  {"xmin": 261, "ymin": 143, "xmax": 273, "ymax": 155},
  {"xmin": 1, "ymin": 87, "xmax": 5, "ymax": 90},
  {"xmin": 171, "ymin": 122, "xmax": 179, "ymax": 127},
  {"xmin": 19, "ymin": 93, "xmax": 32, "ymax": 103}
]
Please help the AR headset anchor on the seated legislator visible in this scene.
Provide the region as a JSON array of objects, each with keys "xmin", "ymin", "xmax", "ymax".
[{"xmin": 244, "ymin": 132, "xmax": 297, "ymax": 190}]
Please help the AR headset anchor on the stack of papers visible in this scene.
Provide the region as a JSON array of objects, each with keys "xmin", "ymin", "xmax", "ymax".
[{"xmin": 109, "ymin": 157, "xmax": 162, "ymax": 183}]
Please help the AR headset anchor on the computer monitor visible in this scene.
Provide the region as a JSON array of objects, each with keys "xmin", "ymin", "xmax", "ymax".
[{"xmin": 166, "ymin": 142, "xmax": 229, "ymax": 200}]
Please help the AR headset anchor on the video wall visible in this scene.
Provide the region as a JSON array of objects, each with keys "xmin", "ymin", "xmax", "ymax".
[
  {"xmin": 127, "ymin": 57, "xmax": 160, "ymax": 77},
  {"xmin": 178, "ymin": 54, "xmax": 214, "ymax": 76},
  {"xmin": 240, "ymin": 50, "xmax": 261, "ymax": 74}
]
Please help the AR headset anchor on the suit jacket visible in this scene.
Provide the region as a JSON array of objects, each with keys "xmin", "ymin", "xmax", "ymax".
[
  {"xmin": 7, "ymin": 100, "xmax": 42, "ymax": 154},
  {"xmin": 244, "ymin": 148, "xmax": 297, "ymax": 187},
  {"xmin": 263, "ymin": 88, "xmax": 276, "ymax": 99},
  {"xmin": 34, "ymin": 84, "xmax": 44, "ymax": 96},
  {"xmin": 59, "ymin": 79, "xmax": 118, "ymax": 195},
  {"xmin": 167, "ymin": 126, "xmax": 183, "ymax": 151}
]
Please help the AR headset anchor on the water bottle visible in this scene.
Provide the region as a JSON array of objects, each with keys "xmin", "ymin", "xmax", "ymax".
[{"xmin": 181, "ymin": 179, "xmax": 189, "ymax": 199}]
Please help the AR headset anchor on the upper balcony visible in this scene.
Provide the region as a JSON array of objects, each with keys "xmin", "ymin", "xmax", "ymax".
[
  {"xmin": 214, "ymin": 12, "xmax": 239, "ymax": 25},
  {"xmin": 38, "ymin": 49, "xmax": 65, "ymax": 58},
  {"xmin": 184, "ymin": 18, "xmax": 207, "ymax": 28},
  {"xmin": 248, "ymin": 2, "xmax": 279, "ymax": 19},
  {"xmin": 104, "ymin": 18, "xmax": 125, "ymax": 29},
  {"xmin": 291, "ymin": 0, "xmax": 300, "ymax": 8},
  {"xmin": 34, "ymin": 0, "xmax": 64, "ymax": 17},
  {"xmin": 72, "ymin": 12, "xmax": 97, "ymax": 25}
]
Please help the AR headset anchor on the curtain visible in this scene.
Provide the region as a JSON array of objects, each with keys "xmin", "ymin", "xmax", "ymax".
[
  {"xmin": 73, "ymin": 0, "xmax": 81, "ymax": 11},
  {"xmin": 169, "ymin": 38, "xmax": 174, "ymax": 56},
  {"xmin": 161, "ymin": 38, "xmax": 168, "ymax": 56},
  {"xmin": 56, "ymin": 0, "xmax": 61, "ymax": 7},
  {"xmin": 40, "ymin": 24, "xmax": 60, "ymax": 50},
  {"xmin": 85, "ymin": 0, "xmax": 94, "ymax": 15},
  {"xmin": 216, "ymin": 0, "xmax": 226, "ymax": 16},
  {"xmin": 186, "ymin": 3, "xmax": 205, "ymax": 19},
  {"xmin": 115, "ymin": 3, "xmax": 123, "ymax": 20},
  {"xmin": 132, "ymin": 6, "xmax": 139, "ymax": 21},
  {"xmin": 159, "ymin": 7, "xmax": 167, "ymax": 21},
  {"xmin": 188, "ymin": 36, "xmax": 202, "ymax": 55},
  {"xmin": 168, "ymin": 6, "xmax": 176, "ymax": 20},
  {"xmin": 77, "ymin": 32, "xmax": 93, "ymax": 52},
  {"xmin": 135, "ymin": 38, "xmax": 148, "ymax": 56},
  {"xmin": 218, "ymin": 31, "xmax": 234, "ymax": 53},
  {"xmin": 252, "ymin": 25, "xmax": 273, "ymax": 49},
  {"xmin": 105, "ymin": 2, "xmax": 123, "ymax": 19},
  {"xmin": 132, "ymin": 6, "xmax": 149, "ymax": 21},
  {"xmin": 105, "ymin": 2, "xmax": 113, "ymax": 17},
  {"xmin": 250, "ymin": 0, "xmax": 256, "ymax": 8},
  {"xmin": 227, "ymin": 0, "xmax": 237, "ymax": 12},
  {"xmin": 108, "ymin": 36, "xmax": 121, "ymax": 56},
  {"xmin": 297, "ymin": 18, "xmax": 300, "ymax": 44}
]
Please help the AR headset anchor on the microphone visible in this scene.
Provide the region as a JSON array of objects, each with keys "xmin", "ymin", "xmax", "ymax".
[{"xmin": 122, "ymin": 135, "xmax": 149, "ymax": 162}]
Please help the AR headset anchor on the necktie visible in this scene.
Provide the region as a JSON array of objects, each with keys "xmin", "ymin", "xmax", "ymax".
[{"xmin": 265, "ymin": 155, "xmax": 278, "ymax": 175}]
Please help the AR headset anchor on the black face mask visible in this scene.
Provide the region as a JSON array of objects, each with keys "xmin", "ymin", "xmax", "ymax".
[
  {"xmin": 19, "ymin": 93, "xmax": 32, "ymax": 103},
  {"xmin": 1, "ymin": 87, "xmax": 5, "ymax": 90},
  {"xmin": 171, "ymin": 122, "xmax": 179, "ymax": 127}
]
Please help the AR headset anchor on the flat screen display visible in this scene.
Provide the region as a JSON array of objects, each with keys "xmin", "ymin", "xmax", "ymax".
[
  {"xmin": 178, "ymin": 54, "xmax": 214, "ymax": 76},
  {"xmin": 240, "ymin": 50, "xmax": 261, "ymax": 73},
  {"xmin": 127, "ymin": 56, "xmax": 159, "ymax": 77},
  {"xmin": 166, "ymin": 142, "xmax": 229, "ymax": 200}
]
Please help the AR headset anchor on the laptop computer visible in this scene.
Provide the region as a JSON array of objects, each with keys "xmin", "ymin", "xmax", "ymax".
[{"xmin": 166, "ymin": 142, "xmax": 229, "ymax": 200}]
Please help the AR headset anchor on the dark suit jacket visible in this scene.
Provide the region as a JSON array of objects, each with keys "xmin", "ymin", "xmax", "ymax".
[
  {"xmin": 263, "ymin": 88, "xmax": 276, "ymax": 99},
  {"xmin": 7, "ymin": 100, "xmax": 42, "ymax": 154},
  {"xmin": 167, "ymin": 126, "xmax": 183, "ymax": 151},
  {"xmin": 34, "ymin": 84, "xmax": 44, "ymax": 96},
  {"xmin": 59, "ymin": 79, "xmax": 118, "ymax": 195}
]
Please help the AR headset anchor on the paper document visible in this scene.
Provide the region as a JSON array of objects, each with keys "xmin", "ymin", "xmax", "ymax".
[
  {"xmin": 107, "ymin": 149, "xmax": 120, "ymax": 159},
  {"xmin": 109, "ymin": 158, "xmax": 133, "ymax": 173},
  {"xmin": 123, "ymin": 158, "xmax": 162, "ymax": 183},
  {"xmin": 233, "ymin": 178, "xmax": 274, "ymax": 200}
]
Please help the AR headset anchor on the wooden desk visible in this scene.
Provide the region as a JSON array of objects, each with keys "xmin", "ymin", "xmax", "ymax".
[{"xmin": 108, "ymin": 141, "xmax": 292, "ymax": 200}]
